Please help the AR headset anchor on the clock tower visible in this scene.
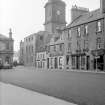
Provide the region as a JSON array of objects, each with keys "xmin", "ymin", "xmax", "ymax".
[{"xmin": 44, "ymin": 0, "xmax": 66, "ymax": 33}]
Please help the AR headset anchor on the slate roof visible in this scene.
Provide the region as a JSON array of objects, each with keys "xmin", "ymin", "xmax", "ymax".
[{"xmin": 67, "ymin": 9, "xmax": 104, "ymax": 28}]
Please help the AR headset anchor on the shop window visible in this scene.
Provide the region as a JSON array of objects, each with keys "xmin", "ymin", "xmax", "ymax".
[
  {"xmin": 81, "ymin": 56, "xmax": 85, "ymax": 67},
  {"xmin": 66, "ymin": 55, "xmax": 69, "ymax": 65}
]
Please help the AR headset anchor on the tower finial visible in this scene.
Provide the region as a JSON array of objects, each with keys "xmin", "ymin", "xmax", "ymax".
[{"xmin": 9, "ymin": 28, "xmax": 12, "ymax": 39}]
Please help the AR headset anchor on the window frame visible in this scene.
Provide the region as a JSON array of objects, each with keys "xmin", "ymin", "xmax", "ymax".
[
  {"xmin": 97, "ymin": 20, "xmax": 102, "ymax": 32},
  {"xmin": 84, "ymin": 24, "xmax": 88, "ymax": 35},
  {"xmin": 77, "ymin": 27, "xmax": 81, "ymax": 37}
]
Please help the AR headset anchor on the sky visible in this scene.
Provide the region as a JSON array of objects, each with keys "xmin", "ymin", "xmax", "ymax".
[{"xmin": 0, "ymin": 0, "xmax": 100, "ymax": 51}]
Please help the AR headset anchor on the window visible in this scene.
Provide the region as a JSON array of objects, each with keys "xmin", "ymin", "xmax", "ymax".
[
  {"xmin": 43, "ymin": 54, "xmax": 45, "ymax": 59},
  {"xmin": 50, "ymin": 46, "xmax": 54, "ymax": 52},
  {"xmin": 96, "ymin": 37, "xmax": 102, "ymax": 49},
  {"xmin": 59, "ymin": 44, "xmax": 63, "ymax": 51},
  {"xmin": 77, "ymin": 41, "xmax": 81, "ymax": 50},
  {"xmin": 97, "ymin": 21, "xmax": 102, "ymax": 32},
  {"xmin": 77, "ymin": 27, "xmax": 81, "ymax": 37},
  {"xmin": 66, "ymin": 55, "xmax": 69, "ymax": 65},
  {"xmin": 40, "ymin": 36, "xmax": 43, "ymax": 40},
  {"xmin": 47, "ymin": 46, "xmax": 50, "ymax": 53},
  {"xmin": 59, "ymin": 57, "xmax": 62, "ymax": 66},
  {"xmin": 84, "ymin": 40, "xmax": 89, "ymax": 50},
  {"xmin": 81, "ymin": 56, "xmax": 85, "ymax": 67},
  {"xmin": 72, "ymin": 56, "xmax": 75, "ymax": 67},
  {"xmin": 26, "ymin": 38, "xmax": 27, "ymax": 42},
  {"xmin": 68, "ymin": 29, "xmax": 72, "ymax": 39},
  {"xmin": 54, "ymin": 45, "xmax": 56, "ymax": 51},
  {"xmin": 84, "ymin": 25, "xmax": 88, "ymax": 35},
  {"xmin": 68, "ymin": 43, "xmax": 71, "ymax": 52},
  {"xmin": 29, "ymin": 38, "xmax": 30, "ymax": 42}
]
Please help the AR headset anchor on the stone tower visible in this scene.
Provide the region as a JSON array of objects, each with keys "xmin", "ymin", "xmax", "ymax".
[
  {"xmin": 44, "ymin": 0, "xmax": 66, "ymax": 33},
  {"xmin": 9, "ymin": 28, "xmax": 12, "ymax": 39}
]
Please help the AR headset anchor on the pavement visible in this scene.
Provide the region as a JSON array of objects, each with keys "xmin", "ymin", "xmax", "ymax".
[{"xmin": 0, "ymin": 82, "xmax": 77, "ymax": 105}]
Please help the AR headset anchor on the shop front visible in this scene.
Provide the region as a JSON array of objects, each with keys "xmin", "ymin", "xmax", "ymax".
[
  {"xmin": 91, "ymin": 49, "xmax": 105, "ymax": 71},
  {"xmin": 71, "ymin": 53, "xmax": 90, "ymax": 70}
]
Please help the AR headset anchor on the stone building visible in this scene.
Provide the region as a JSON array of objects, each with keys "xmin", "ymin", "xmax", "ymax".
[
  {"xmin": 20, "ymin": 0, "xmax": 105, "ymax": 71},
  {"xmin": 23, "ymin": 33, "xmax": 37, "ymax": 66},
  {"xmin": 19, "ymin": 40, "xmax": 24, "ymax": 65},
  {"xmin": 20, "ymin": 0, "xmax": 66, "ymax": 68},
  {"xmin": 0, "ymin": 29, "xmax": 14, "ymax": 65},
  {"xmin": 35, "ymin": 31, "xmax": 52, "ymax": 69},
  {"xmin": 64, "ymin": 0, "xmax": 105, "ymax": 71},
  {"xmin": 46, "ymin": 33, "xmax": 65, "ymax": 69}
]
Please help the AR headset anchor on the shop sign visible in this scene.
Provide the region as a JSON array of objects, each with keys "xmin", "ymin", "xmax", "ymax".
[{"xmin": 91, "ymin": 49, "xmax": 105, "ymax": 56}]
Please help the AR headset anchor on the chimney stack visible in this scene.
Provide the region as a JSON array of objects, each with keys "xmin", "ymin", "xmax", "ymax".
[
  {"xmin": 71, "ymin": 5, "xmax": 89, "ymax": 22},
  {"xmin": 100, "ymin": 0, "xmax": 105, "ymax": 13}
]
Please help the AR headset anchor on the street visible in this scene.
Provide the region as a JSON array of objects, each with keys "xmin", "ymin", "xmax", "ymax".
[{"xmin": 0, "ymin": 66, "xmax": 105, "ymax": 105}]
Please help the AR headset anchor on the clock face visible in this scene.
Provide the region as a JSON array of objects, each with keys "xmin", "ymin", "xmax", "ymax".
[{"xmin": 0, "ymin": 42, "xmax": 6, "ymax": 51}]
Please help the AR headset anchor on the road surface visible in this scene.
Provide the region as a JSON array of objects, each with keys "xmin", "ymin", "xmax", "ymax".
[{"xmin": 0, "ymin": 66, "xmax": 105, "ymax": 105}]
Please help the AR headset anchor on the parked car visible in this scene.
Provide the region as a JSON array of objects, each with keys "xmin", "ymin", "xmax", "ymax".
[{"xmin": 2, "ymin": 63, "xmax": 12, "ymax": 69}]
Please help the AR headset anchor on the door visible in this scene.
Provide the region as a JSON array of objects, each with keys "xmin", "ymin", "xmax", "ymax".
[{"xmin": 55, "ymin": 57, "xmax": 58, "ymax": 69}]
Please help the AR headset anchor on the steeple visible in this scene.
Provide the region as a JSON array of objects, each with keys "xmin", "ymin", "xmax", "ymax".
[{"xmin": 9, "ymin": 28, "xmax": 12, "ymax": 39}]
